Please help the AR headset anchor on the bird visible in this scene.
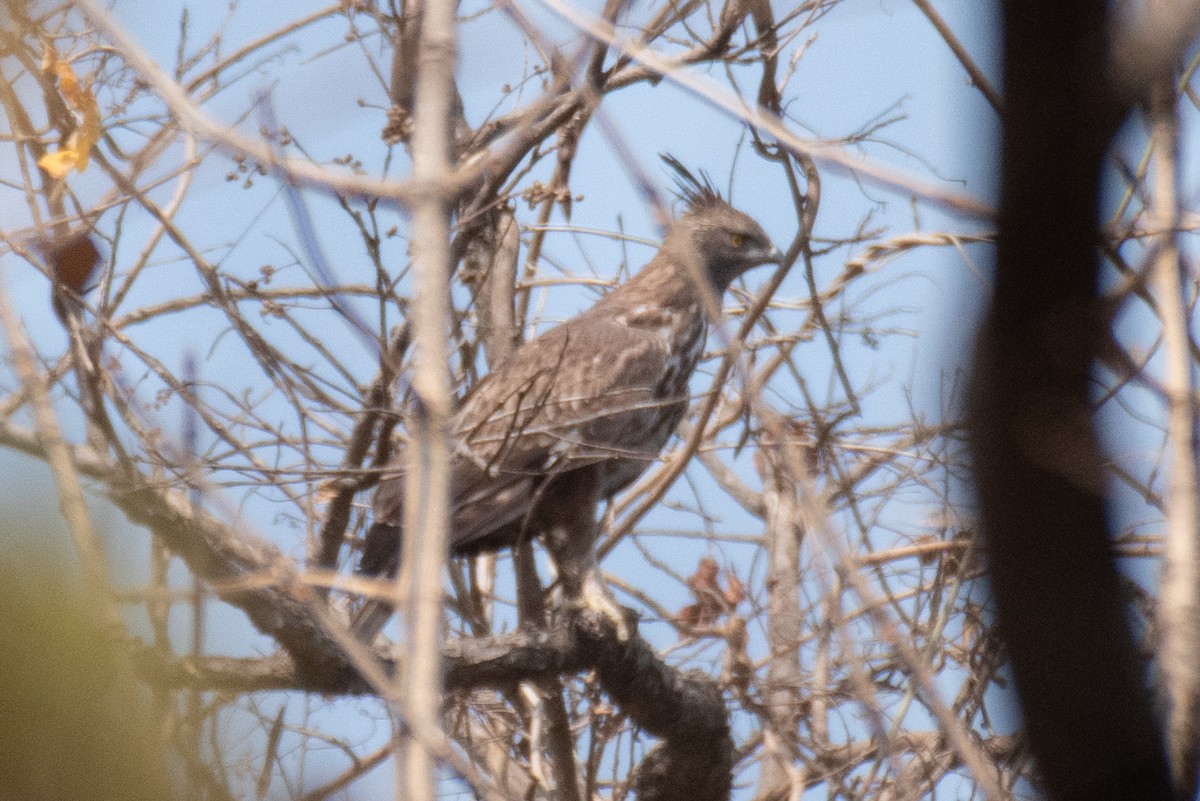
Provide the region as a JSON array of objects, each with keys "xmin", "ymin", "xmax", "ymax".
[{"xmin": 353, "ymin": 161, "xmax": 782, "ymax": 641}]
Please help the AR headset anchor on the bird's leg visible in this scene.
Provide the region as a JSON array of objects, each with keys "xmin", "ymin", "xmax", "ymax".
[{"xmin": 538, "ymin": 470, "xmax": 631, "ymax": 640}]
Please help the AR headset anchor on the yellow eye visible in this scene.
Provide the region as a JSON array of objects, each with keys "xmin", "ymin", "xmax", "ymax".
[{"xmin": 729, "ymin": 232, "xmax": 746, "ymax": 248}]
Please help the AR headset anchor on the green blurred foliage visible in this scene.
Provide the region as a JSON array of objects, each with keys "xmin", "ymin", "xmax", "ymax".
[{"xmin": 0, "ymin": 549, "xmax": 174, "ymax": 801}]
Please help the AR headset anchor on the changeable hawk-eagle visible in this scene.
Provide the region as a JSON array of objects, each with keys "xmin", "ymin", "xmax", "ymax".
[{"xmin": 354, "ymin": 167, "xmax": 781, "ymax": 639}]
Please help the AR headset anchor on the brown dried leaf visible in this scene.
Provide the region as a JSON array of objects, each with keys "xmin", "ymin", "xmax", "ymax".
[
  {"xmin": 43, "ymin": 232, "xmax": 100, "ymax": 292},
  {"xmin": 722, "ymin": 569, "xmax": 745, "ymax": 607},
  {"xmin": 677, "ymin": 557, "xmax": 740, "ymax": 632}
]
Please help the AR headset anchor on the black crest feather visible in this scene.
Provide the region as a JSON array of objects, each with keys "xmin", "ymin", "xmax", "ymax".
[{"xmin": 660, "ymin": 154, "xmax": 724, "ymax": 212}]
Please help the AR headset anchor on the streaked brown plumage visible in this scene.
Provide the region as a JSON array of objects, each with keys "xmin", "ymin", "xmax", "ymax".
[{"xmin": 354, "ymin": 166, "xmax": 780, "ymax": 638}]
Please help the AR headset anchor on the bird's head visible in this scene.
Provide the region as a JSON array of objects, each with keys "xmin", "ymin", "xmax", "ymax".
[{"xmin": 661, "ymin": 156, "xmax": 783, "ymax": 292}]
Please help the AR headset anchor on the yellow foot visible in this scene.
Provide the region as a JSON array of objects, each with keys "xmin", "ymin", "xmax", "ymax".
[{"xmin": 574, "ymin": 569, "xmax": 632, "ymax": 641}]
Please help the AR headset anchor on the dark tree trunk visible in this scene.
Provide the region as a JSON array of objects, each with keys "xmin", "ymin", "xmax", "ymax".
[{"xmin": 967, "ymin": 4, "xmax": 1172, "ymax": 799}]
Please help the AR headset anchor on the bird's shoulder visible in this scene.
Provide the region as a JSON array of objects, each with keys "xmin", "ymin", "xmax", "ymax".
[{"xmin": 459, "ymin": 293, "xmax": 700, "ymax": 418}]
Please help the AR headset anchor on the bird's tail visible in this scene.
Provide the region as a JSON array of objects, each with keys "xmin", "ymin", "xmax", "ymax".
[
  {"xmin": 350, "ymin": 598, "xmax": 396, "ymax": 645},
  {"xmin": 350, "ymin": 521, "xmax": 402, "ymax": 643}
]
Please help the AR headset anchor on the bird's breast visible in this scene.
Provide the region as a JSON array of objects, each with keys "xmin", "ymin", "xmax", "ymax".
[
  {"xmin": 614, "ymin": 304, "xmax": 707, "ymax": 452},
  {"xmin": 653, "ymin": 309, "xmax": 706, "ymax": 399},
  {"xmin": 619, "ymin": 303, "xmax": 702, "ymax": 345}
]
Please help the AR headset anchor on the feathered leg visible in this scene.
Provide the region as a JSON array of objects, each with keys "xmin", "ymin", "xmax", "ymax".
[{"xmin": 537, "ymin": 468, "xmax": 631, "ymax": 640}]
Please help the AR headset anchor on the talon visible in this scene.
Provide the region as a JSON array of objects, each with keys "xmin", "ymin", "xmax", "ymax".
[{"xmin": 576, "ymin": 570, "xmax": 632, "ymax": 641}]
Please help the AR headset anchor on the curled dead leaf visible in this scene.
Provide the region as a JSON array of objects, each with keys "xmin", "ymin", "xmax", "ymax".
[
  {"xmin": 37, "ymin": 51, "xmax": 101, "ymax": 179},
  {"xmin": 723, "ymin": 570, "xmax": 745, "ymax": 607},
  {"xmin": 42, "ymin": 231, "xmax": 101, "ymax": 292},
  {"xmin": 675, "ymin": 557, "xmax": 746, "ymax": 633}
]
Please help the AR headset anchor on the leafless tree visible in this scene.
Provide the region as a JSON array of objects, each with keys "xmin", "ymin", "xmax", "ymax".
[{"xmin": 3, "ymin": 1, "xmax": 1200, "ymax": 800}]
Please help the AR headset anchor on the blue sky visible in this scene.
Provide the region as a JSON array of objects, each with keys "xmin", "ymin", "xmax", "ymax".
[
  {"xmin": 1, "ymin": 0, "xmax": 1003, "ymax": 570},
  {"xmin": 0, "ymin": 0, "xmax": 1036, "ymax": 796}
]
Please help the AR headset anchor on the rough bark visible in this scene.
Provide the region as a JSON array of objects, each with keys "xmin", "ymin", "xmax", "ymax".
[{"xmin": 134, "ymin": 608, "xmax": 733, "ymax": 801}]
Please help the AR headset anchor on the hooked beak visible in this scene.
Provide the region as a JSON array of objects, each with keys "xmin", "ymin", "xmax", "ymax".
[{"xmin": 758, "ymin": 244, "xmax": 784, "ymax": 266}]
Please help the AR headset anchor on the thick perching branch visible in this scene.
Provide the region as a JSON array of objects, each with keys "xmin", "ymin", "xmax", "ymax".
[{"xmin": 132, "ymin": 607, "xmax": 730, "ymax": 801}]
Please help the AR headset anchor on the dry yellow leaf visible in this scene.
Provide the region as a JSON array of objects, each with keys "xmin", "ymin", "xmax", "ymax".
[
  {"xmin": 37, "ymin": 150, "xmax": 81, "ymax": 179},
  {"xmin": 37, "ymin": 54, "xmax": 100, "ymax": 178}
]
